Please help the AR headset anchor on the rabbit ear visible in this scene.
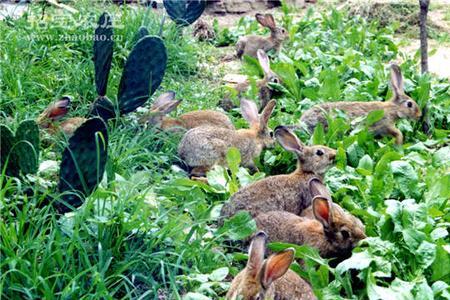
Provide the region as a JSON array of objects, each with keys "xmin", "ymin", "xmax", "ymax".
[
  {"xmin": 260, "ymin": 248, "xmax": 295, "ymax": 289},
  {"xmin": 390, "ymin": 64, "xmax": 404, "ymax": 99},
  {"xmin": 247, "ymin": 231, "xmax": 267, "ymax": 278},
  {"xmin": 257, "ymin": 49, "xmax": 271, "ymax": 76},
  {"xmin": 46, "ymin": 96, "xmax": 72, "ymax": 121},
  {"xmin": 274, "ymin": 125, "xmax": 304, "ymax": 155},
  {"xmin": 312, "ymin": 197, "xmax": 333, "ymax": 229},
  {"xmin": 259, "ymin": 100, "xmax": 276, "ymax": 129},
  {"xmin": 255, "ymin": 13, "xmax": 269, "ymax": 27},
  {"xmin": 241, "ymin": 99, "xmax": 259, "ymax": 126},
  {"xmin": 152, "ymin": 91, "xmax": 176, "ymax": 110},
  {"xmin": 157, "ymin": 100, "xmax": 182, "ymax": 115},
  {"xmin": 263, "ymin": 14, "xmax": 276, "ymax": 29},
  {"xmin": 309, "ymin": 178, "xmax": 332, "ymax": 200}
]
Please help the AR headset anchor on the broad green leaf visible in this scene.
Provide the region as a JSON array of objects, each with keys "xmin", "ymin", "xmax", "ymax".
[
  {"xmin": 217, "ymin": 211, "xmax": 256, "ymax": 241},
  {"xmin": 319, "ymin": 69, "xmax": 341, "ymax": 100},
  {"xmin": 335, "ymin": 146, "xmax": 347, "ymax": 170},
  {"xmin": 209, "ymin": 267, "xmax": 228, "ymax": 282},
  {"xmin": 367, "ymin": 275, "xmax": 414, "ymax": 300},
  {"xmin": 414, "ymin": 279, "xmax": 433, "ymax": 300},
  {"xmin": 431, "ymin": 227, "xmax": 449, "ymax": 241},
  {"xmin": 432, "ymin": 245, "xmax": 450, "ymax": 281},
  {"xmin": 206, "ymin": 166, "xmax": 229, "ymax": 192},
  {"xmin": 336, "ymin": 251, "xmax": 374, "ymax": 274},
  {"xmin": 226, "ymin": 147, "xmax": 241, "ymax": 176},
  {"xmin": 357, "ymin": 154, "xmax": 374, "ymax": 175},
  {"xmin": 365, "ymin": 110, "xmax": 384, "ymax": 126},
  {"xmin": 182, "ymin": 292, "xmax": 210, "ymax": 300},
  {"xmin": 391, "ymin": 160, "xmax": 419, "ymax": 199},
  {"xmin": 415, "ymin": 241, "xmax": 436, "ymax": 270},
  {"xmin": 312, "ymin": 122, "xmax": 325, "ymax": 145},
  {"xmin": 433, "ymin": 146, "xmax": 450, "ymax": 167}
]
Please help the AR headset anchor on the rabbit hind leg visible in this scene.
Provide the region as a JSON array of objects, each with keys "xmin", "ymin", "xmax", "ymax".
[{"xmin": 386, "ymin": 126, "xmax": 403, "ymax": 144}]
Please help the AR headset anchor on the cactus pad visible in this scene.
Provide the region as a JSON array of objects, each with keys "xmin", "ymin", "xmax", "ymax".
[
  {"xmin": 134, "ymin": 26, "xmax": 149, "ymax": 43},
  {"xmin": 89, "ymin": 96, "xmax": 116, "ymax": 121},
  {"xmin": 163, "ymin": 0, "xmax": 206, "ymax": 26},
  {"xmin": 15, "ymin": 120, "xmax": 40, "ymax": 175},
  {"xmin": 0, "ymin": 125, "xmax": 17, "ymax": 176},
  {"xmin": 94, "ymin": 13, "xmax": 114, "ymax": 97},
  {"xmin": 0, "ymin": 121, "xmax": 40, "ymax": 177},
  {"xmin": 57, "ymin": 117, "xmax": 108, "ymax": 213},
  {"xmin": 117, "ymin": 36, "xmax": 167, "ymax": 114}
]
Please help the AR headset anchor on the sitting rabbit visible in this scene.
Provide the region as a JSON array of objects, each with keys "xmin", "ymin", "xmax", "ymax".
[
  {"xmin": 178, "ymin": 99, "xmax": 276, "ymax": 178},
  {"xmin": 299, "ymin": 64, "xmax": 421, "ymax": 144},
  {"xmin": 222, "ymin": 49, "xmax": 281, "ymax": 112},
  {"xmin": 140, "ymin": 91, "xmax": 234, "ymax": 131},
  {"xmin": 226, "ymin": 231, "xmax": 316, "ymax": 300},
  {"xmin": 255, "ymin": 197, "xmax": 366, "ymax": 259},
  {"xmin": 220, "ymin": 126, "xmax": 336, "ymax": 221},
  {"xmin": 37, "ymin": 96, "xmax": 86, "ymax": 137},
  {"xmin": 236, "ymin": 13, "xmax": 289, "ymax": 59}
]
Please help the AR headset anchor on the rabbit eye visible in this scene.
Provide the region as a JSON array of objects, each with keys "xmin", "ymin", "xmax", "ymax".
[
  {"xmin": 272, "ymin": 78, "xmax": 279, "ymax": 84},
  {"xmin": 269, "ymin": 131, "xmax": 274, "ymax": 138},
  {"xmin": 407, "ymin": 101, "xmax": 413, "ymax": 108},
  {"xmin": 341, "ymin": 230, "xmax": 350, "ymax": 240},
  {"xmin": 316, "ymin": 149, "xmax": 324, "ymax": 156}
]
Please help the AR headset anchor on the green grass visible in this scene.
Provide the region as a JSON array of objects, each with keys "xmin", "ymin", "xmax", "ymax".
[{"xmin": 1, "ymin": 1, "xmax": 450, "ymax": 299}]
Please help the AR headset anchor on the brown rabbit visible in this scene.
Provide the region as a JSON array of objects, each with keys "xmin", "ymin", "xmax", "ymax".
[
  {"xmin": 236, "ymin": 13, "xmax": 289, "ymax": 59},
  {"xmin": 37, "ymin": 96, "xmax": 86, "ymax": 137},
  {"xmin": 222, "ymin": 49, "xmax": 281, "ymax": 112},
  {"xmin": 226, "ymin": 231, "xmax": 316, "ymax": 300},
  {"xmin": 140, "ymin": 91, "xmax": 234, "ymax": 131},
  {"xmin": 299, "ymin": 64, "xmax": 421, "ymax": 144},
  {"xmin": 220, "ymin": 126, "xmax": 336, "ymax": 221},
  {"xmin": 178, "ymin": 99, "xmax": 276, "ymax": 178},
  {"xmin": 254, "ymin": 197, "xmax": 366, "ymax": 259}
]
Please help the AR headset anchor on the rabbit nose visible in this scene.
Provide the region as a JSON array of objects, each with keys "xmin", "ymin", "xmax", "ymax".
[
  {"xmin": 329, "ymin": 151, "xmax": 336, "ymax": 160},
  {"xmin": 416, "ymin": 109, "xmax": 422, "ymax": 118}
]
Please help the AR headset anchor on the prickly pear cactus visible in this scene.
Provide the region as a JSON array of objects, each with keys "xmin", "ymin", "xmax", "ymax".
[
  {"xmin": 94, "ymin": 12, "xmax": 114, "ymax": 97},
  {"xmin": 15, "ymin": 120, "xmax": 40, "ymax": 175},
  {"xmin": 57, "ymin": 118, "xmax": 108, "ymax": 213},
  {"xmin": 134, "ymin": 26, "xmax": 149, "ymax": 43},
  {"xmin": 0, "ymin": 125, "xmax": 17, "ymax": 176},
  {"xmin": 117, "ymin": 36, "xmax": 167, "ymax": 114},
  {"xmin": 89, "ymin": 96, "xmax": 116, "ymax": 121},
  {"xmin": 163, "ymin": 0, "xmax": 206, "ymax": 26},
  {"xmin": 0, "ymin": 121, "xmax": 40, "ymax": 177}
]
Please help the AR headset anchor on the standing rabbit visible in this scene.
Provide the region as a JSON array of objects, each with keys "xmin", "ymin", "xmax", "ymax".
[
  {"xmin": 222, "ymin": 49, "xmax": 281, "ymax": 112},
  {"xmin": 236, "ymin": 13, "xmax": 289, "ymax": 59},
  {"xmin": 299, "ymin": 64, "xmax": 421, "ymax": 144},
  {"xmin": 37, "ymin": 96, "xmax": 86, "ymax": 137},
  {"xmin": 226, "ymin": 231, "xmax": 316, "ymax": 300},
  {"xmin": 140, "ymin": 91, "xmax": 234, "ymax": 131},
  {"xmin": 255, "ymin": 197, "xmax": 366, "ymax": 259},
  {"xmin": 220, "ymin": 126, "xmax": 336, "ymax": 220},
  {"xmin": 178, "ymin": 99, "xmax": 276, "ymax": 178}
]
